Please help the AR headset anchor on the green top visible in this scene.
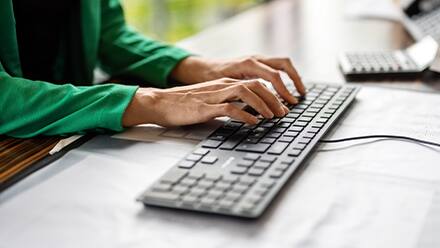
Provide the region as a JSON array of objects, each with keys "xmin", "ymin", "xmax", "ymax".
[{"xmin": 0, "ymin": 0, "xmax": 191, "ymax": 138}]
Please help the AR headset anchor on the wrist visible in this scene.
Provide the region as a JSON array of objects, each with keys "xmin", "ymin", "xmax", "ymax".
[
  {"xmin": 170, "ymin": 56, "xmax": 220, "ymax": 84},
  {"xmin": 122, "ymin": 88, "xmax": 159, "ymax": 127}
]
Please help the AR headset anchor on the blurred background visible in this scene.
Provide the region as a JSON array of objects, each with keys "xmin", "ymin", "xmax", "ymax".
[{"xmin": 122, "ymin": 0, "xmax": 266, "ymax": 42}]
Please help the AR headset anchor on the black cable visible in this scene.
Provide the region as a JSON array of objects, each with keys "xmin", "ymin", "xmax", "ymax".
[{"xmin": 320, "ymin": 135, "xmax": 440, "ymax": 148}]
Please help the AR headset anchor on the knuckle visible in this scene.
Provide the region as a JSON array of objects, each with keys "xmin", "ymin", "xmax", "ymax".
[
  {"xmin": 269, "ymin": 71, "xmax": 280, "ymax": 81},
  {"xmin": 222, "ymin": 103, "xmax": 234, "ymax": 113},
  {"xmin": 251, "ymin": 80, "xmax": 265, "ymax": 88},
  {"xmin": 234, "ymin": 84, "xmax": 248, "ymax": 94},
  {"xmin": 242, "ymin": 57, "xmax": 256, "ymax": 66},
  {"xmin": 221, "ymin": 77, "xmax": 237, "ymax": 84}
]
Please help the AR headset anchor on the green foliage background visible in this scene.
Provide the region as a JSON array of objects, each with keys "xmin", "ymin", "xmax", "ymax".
[{"xmin": 122, "ymin": 0, "xmax": 262, "ymax": 42}]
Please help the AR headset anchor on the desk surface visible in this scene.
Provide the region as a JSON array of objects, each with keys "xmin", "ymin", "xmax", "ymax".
[{"xmin": 1, "ymin": 1, "xmax": 440, "ymax": 248}]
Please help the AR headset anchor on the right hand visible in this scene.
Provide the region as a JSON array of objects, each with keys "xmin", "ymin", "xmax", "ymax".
[{"xmin": 122, "ymin": 78, "xmax": 290, "ymax": 127}]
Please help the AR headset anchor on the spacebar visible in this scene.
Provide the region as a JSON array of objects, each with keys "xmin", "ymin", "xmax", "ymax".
[{"xmin": 235, "ymin": 143, "xmax": 270, "ymax": 153}]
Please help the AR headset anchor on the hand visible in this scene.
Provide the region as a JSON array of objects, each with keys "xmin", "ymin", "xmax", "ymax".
[
  {"xmin": 122, "ymin": 78, "xmax": 290, "ymax": 127},
  {"xmin": 170, "ymin": 55, "xmax": 306, "ymax": 104}
]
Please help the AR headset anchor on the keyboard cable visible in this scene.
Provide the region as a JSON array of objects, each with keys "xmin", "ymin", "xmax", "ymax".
[{"xmin": 320, "ymin": 135, "xmax": 440, "ymax": 148}]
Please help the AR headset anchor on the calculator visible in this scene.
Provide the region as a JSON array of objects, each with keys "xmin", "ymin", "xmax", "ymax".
[{"xmin": 339, "ymin": 36, "xmax": 438, "ymax": 79}]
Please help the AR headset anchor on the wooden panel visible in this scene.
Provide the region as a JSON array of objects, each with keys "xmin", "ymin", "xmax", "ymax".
[{"xmin": 0, "ymin": 136, "xmax": 61, "ymax": 185}]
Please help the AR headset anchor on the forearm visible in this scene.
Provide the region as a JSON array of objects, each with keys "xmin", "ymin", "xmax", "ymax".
[{"xmin": 0, "ymin": 73, "xmax": 137, "ymax": 138}]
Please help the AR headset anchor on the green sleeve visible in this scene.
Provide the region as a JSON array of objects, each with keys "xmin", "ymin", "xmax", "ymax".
[
  {"xmin": 0, "ymin": 71, "xmax": 138, "ymax": 138},
  {"xmin": 98, "ymin": 0, "xmax": 192, "ymax": 88}
]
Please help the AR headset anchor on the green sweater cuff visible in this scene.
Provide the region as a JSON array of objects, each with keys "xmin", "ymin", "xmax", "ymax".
[{"xmin": 98, "ymin": 84, "xmax": 138, "ymax": 132}]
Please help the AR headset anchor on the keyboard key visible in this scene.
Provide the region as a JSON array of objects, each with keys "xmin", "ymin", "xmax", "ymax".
[
  {"xmin": 231, "ymin": 166, "xmax": 248, "ymax": 175},
  {"xmin": 182, "ymin": 195, "xmax": 198, "ymax": 205},
  {"xmin": 267, "ymin": 142, "xmax": 289, "ymax": 155},
  {"xmin": 221, "ymin": 174, "xmax": 239, "ymax": 183},
  {"xmin": 254, "ymin": 161, "xmax": 271, "ymax": 169},
  {"xmin": 265, "ymin": 132, "xmax": 282, "ymax": 139},
  {"xmin": 238, "ymin": 176, "xmax": 257, "ymax": 186},
  {"xmin": 193, "ymin": 148, "xmax": 210, "ymax": 156},
  {"xmin": 224, "ymin": 191, "xmax": 242, "ymax": 202},
  {"xmin": 244, "ymin": 195, "xmax": 263, "ymax": 205},
  {"xmin": 160, "ymin": 170, "xmax": 188, "ymax": 184},
  {"xmin": 144, "ymin": 191, "xmax": 180, "ymax": 203},
  {"xmin": 244, "ymin": 153, "xmax": 261, "ymax": 161},
  {"xmin": 293, "ymin": 121, "xmax": 308, "ymax": 127},
  {"xmin": 201, "ymin": 139, "xmax": 222, "ymax": 148},
  {"xmin": 297, "ymin": 137, "xmax": 312, "ymax": 144},
  {"xmin": 204, "ymin": 173, "xmax": 222, "ymax": 182},
  {"xmin": 173, "ymin": 185, "xmax": 189, "ymax": 195},
  {"xmin": 278, "ymin": 136, "xmax": 295, "ymax": 143},
  {"xmin": 269, "ymin": 169, "xmax": 285, "ymax": 178},
  {"xmin": 218, "ymin": 199, "xmax": 235, "ymax": 210},
  {"xmin": 220, "ymin": 130, "xmax": 249, "ymax": 150},
  {"xmin": 272, "ymin": 127, "xmax": 287, "ymax": 133},
  {"xmin": 231, "ymin": 184, "xmax": 249, "ymax": 194},
  {"xmin": 178, "ymin": 160, "xmax": 196, "ymax": 169},
  {"xmin": 261, "ymin": 122, "xmax": 275, "ymax": 128},
  {"xmin": 295, "ymin": 143, "xmax": 307, "ymax": 150},
  {"xmin": 188, "ymin": 171, "xmax": 205, "ymax": 180},
  {"xmin": 259, "ymin": 179, "xmax": 276, "ymax": 188},
  {"xmin": 236, "ymin": 143, "xmax": 270, "ymax": 153},
  {"xmin": 303, "ymin": 133, "xmax": 315, "ymax": 139},
  {"xmin": 200, "ymin": 197, "xmax": 216, "ymax": 208},
  {"xmin": 289, "ymin": 126, "xmax": 303, "ymax": 132},
  {"xmin": 281, "ymin": 117, "xmax": 296, "ymax": 123},
  {"xmin": 298, "ymin": 116, "xmax": 313, "ymax": 122},
  {"xmin": 215, "ymin": 181, "xmax": 232, "ymax": 191},
  {"xmin": 274, "ymin": 163, "xmax": 289, "ymax": 171},
  {"xmin": 152, "ymin": 183, "xmax": 172, "ymax": 192},
  {"xmin": 250, "ymin": 188, "xmax": 269, "ymax": 197},
  {"xmin": 288, "ymin": 149, "xmax": 302, "ymax": 157},
  {"xmin": 248, "ymin": 167, "xmax": 266, "ymax": 177},
  {"xmin": 261, "ymin": 137, "xmax": 276, "ymax": 144},
  {"xmin": 206, "ymin": 189, "xmax": 224, "ymax": 199},
  {"xmin": 237, "ymin": 159, "xmax": 254, "ymax": 167},
  {"xmin": 180, "ymin": 178, "xmax": 198, "ymax": 187},
  {"xmin": 189, "ymin": 187, "xmax": 206, "ymax": 198},
  {"xmin": 201, "ymin": 156, "xmax": 218, "ymax": 164},
  {"xmin": 311, "ymin": 122, "xmax": 324, "ymax": 128},
  {"xmin": 197, "ymin": 180, "xmax": 215, "ymax": 189},
  {"xmin": 281, "ymin": 156, "xmax": 295, "ymax": 164},
  {"xmin": 284, "ymin": 131, "xmax": 300, "ymax": 137},
  {"xmin": 260, "ymin": 155, "xmax": 277, "ymax": 163}
]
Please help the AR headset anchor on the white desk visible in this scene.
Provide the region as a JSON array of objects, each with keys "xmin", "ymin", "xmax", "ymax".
[
  {"xmin": 1, "ymin": 85, "xmax": 440, "ymax": 248},
  {"xmin": 2, "ymin": 0, "xmax": 440, "ymax": 247}
]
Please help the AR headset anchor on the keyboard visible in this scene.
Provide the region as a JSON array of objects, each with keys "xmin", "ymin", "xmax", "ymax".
[
  {"xmin": 340, "ymin": 51, "xmax": 419, "ymax": 75},
  {"xmin": 138, "ymin": 83, "xmax": 360, "ymax": 218},
  {"xmin": 412, "ymin": 6, "xmax": 440, "ymax": 41}
]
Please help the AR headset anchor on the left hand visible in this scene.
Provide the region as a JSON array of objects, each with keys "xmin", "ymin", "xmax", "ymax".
[{"xmin": 170, "ymin": 55, "xmax": 305, "ymax": 104}]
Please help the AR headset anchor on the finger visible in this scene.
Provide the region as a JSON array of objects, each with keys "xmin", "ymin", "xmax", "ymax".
[
  {"xmin": 257, "ymin": 57, "xmax": 306, "ymax": 96},
  {"xmin": 245, "ymin": 80, "xmax": 287, "ymax": 117},
  {"xmin": 241, "ymin": 59, "xmax": 298, "ymax": 104},
  {"xmin": 206, "ymin": 103, "xmax": 259, "ymax": 125},
  {"xmin": 165, "ymin": 78, "xmax": 239, "ymax": 93},
  {"xmin": 194, "ymin": 84, "xmax": 275, "ymax": 119}
]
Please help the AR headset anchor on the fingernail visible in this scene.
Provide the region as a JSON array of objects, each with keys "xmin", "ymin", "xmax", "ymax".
[
  {"xmin": 283, "ymin": 106, "xmax": 289, "ymax": 115},
  {"xmin": 291, "ymin": 97, "xmax": 298, "ymax": 104}
]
